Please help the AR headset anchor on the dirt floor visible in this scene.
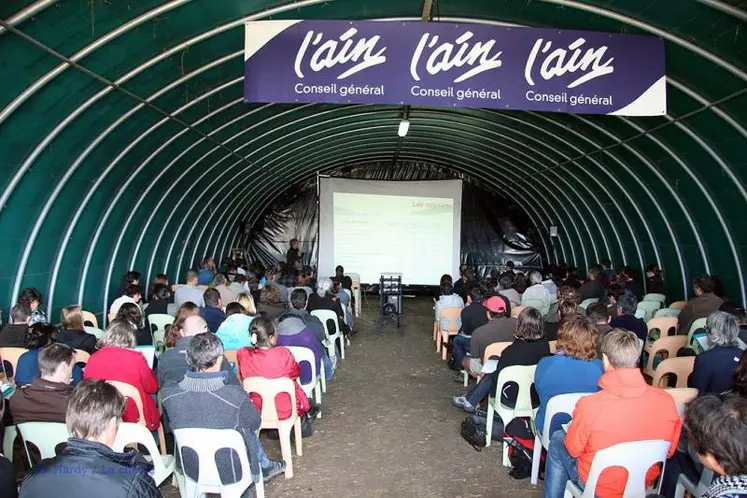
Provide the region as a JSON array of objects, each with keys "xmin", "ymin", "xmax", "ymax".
[{"xmin": 213, "ymin": 296, "xmax": 545, "ymax": 498}]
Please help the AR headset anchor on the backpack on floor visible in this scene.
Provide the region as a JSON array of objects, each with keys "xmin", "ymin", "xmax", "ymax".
[
  {"xmin": 471, "ymin": 409, "xmax": 504, "ymax": 442},
  {"xmin": 504, "ymin": 417, "xmax": 540, "ymax": 480},
  {"xmin": 460, "ymin": 417, "xmax": 487, "ymax": 451}
]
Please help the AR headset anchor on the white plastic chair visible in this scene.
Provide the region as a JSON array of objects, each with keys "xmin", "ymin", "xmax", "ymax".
[
  {"xmin": 564, "ymin": 439, "xmax": 671, "ymax": 497},
  {"xmin": 84, "ymin": 325, "xmax": 104, "ymax": 339},
  {"xmin": 664, "ymin": 388, "xmax": 698, "ymax": 417},
  {"xmin": 285, "ymin": 346, "xmax": 322, "ymax": 418},
  {"xmin": 173, "ymin": 427, "xmax": 264, "ymax": 498},
  {"xmin": 637, "ymin": 301, "xmax": 663, "ymax": 321},
  {"xmin": 107, "ymin": 380, "xmax": 167, "ymax": 455},
  {"xmin": 486, "ymin": 365, "xmax": 538, "ymax": 467},
  {"xmin": 17, "ymin": 422, "xmax": 70, "ymax": 465},
  {"xmin": 243, "ymin": 377, "xmax": 302, "ymax": 479},
  {"xmin": 2, "ymin": 426, "xmax": 16, "ymax": 463},
  {"xmin": 148, "ymin": 313, "xmax": 174, "ymax": 349},
  {"xmin": 655, "ymin": 308, "xmax": 682, "ymax": 318},
  {"xmin": 311, "ymin": 309, "xmax": 345, "ymax": 360},
  {"xmin": 578, "ymin": 298, "xmax": 599, "ymax": 312},
  {"xmin": 530, "ymin": 393, "xmax": 592, "ymax": 485},
  {"xmin": 643, "ymin": 293, "xmax": 667, "ymax": 304},
  {"xmin": 135, "ymin": 345, "xmax": 156, "ymax": 369},
  {"xmin": 674, "ymin": 467, "xmax": 714, "ymax": 498},
  {"xmin": 113, "ymin": 422, "xmax": 175, "ymax": 486}
]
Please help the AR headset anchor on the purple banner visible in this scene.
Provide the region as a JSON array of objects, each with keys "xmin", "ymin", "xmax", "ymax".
[{"xmin": 244, "ymin": 20, "xmax": 666, "ymax": 116}]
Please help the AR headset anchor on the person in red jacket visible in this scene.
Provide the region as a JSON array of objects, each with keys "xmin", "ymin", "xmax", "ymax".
[
  {"xmin": 543, "ymin": 328, "xmax": 682, "ymax": 498},
  {"xmin": 83, "ymin": 319, "xmax": 160, "ymax": 431},
  {"xmin": 237, "ymin": 317, "xmax": 310, "ymax": 420}
]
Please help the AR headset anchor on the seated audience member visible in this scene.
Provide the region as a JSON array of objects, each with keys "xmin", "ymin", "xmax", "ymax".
[
  {"xmin": 236, "ymin": 292, "xmax": 258, "ymax": 317},
  {"xmin": 578, "ymin": 265, "xmax": 606, "ymax": 303},
  {"xmin": 197, "ymin": 257, "xmax": 215, "ymax": 285},
  {"xmin": 610, "ymin": 293, "xmax": 647, "ymax": 342},
  {"xmin": 146, "ymin": 274, "xmax": 170, "ymax": 304},
  {"xmin": 144, "ymin": 283, "xmax": 170, "ymax": 317},
  {"xmin": 562, "ymin": 267, "xmax": 582, "ymax": 289},
  {"xmin": 600, "ymin": 258, "xmax": 613, "ymax": 287},
  {"xmin": 10, "ymin": 343, "xmax": 76, "ymax": 423},
  {"xmin": 229, "ymin": 274, "xmax": 248, "ymax": 297},
  {"xmin": 522, "ymin": 270, "xmax": 552, "ymax": 313},
  {"xmin": 200, "ymin": 288, "xmax": 225, "ymax": 333},
  {"xmin": 436, "ymin": 274, "xmax": 453, "ymax": 300},
  {"xmin": 435, "ymin": 282, "xmax": 465, "ymax": 332},
  {"xmin": 279, "ymin": 289, "xmax": 333, "ymax": 377},
  {"xmin": 534, "ymin": 316, "xmax": 603, "ymax": 435},
  {"xmin": 108, "ymin": 284, "xmax": 142, "ymax": 320},
  {"xmin": 18, "ymin": 287, "xmax": 47, "ymax": 326},
  {"xmin": 114, "ymin": 270, "xmax": 141, "ymax": 299},
  {"xmin": 0, "ymin": 304, "xmax": 30, "ymax": 347},
  {"xmin": 276, "ymin": 314, "xmax": 324, "ymax": 385},
  {"xmin": 514, "ymin": 273, "xmax": 529, "ymax": 295},
  {"xmin": 586, "ymin": 303, "xmax": 612, "ymax": 347},
  {"xmin": 83, "ymin": 320, "xmax": 159, "ymax": 430},
  {"xmin": 645, "ymin": 264, "xmax": 667, "ymax": 295},
  {"xmin": 605, "ymin": 283, "xmax": 626, "ymax": 319},
  {"xmin": 19, "ymin": 379, "xmax": 160, "ymax": 498},
  {"xmin": 216, "ymin": 302, "xmax": 253, "ymax": 351},
  {"xmin": 542, "ymin": 329, "xmax": 681, "ymax": 498},
  {"xmin": 308, "ymin": 277, "xmax": 348, "ymax": 336},
  {"xmin": 545, "ymin": 286, "xmax": 581, "ymax": 323},
  {"xmin": 332, "ymin": 277, "xmax": 354, "ymax": 329},
  {"xmin": 497, "ymin": 273, "xmax": 521, "ymax": 305},
  {"xmin": 504, "ymin": 261, "xmax": 516, "ymax": 276},
  {"xmin": 689, "ymin": 311, "xmax": 743, "ymax": 394},
  {"xmin": 116, "ymin": 302, "xmax": 152, "ymax": 346},
  {"xmin": 453, "ymin": 307, "xmax": 550, "ymax": 413},
  {"xmin": 164, "ymin": 302, "xmax": 200, "ymax": 349},
  {"xmin": 237, "ymin": 318, "xmax": 312, "ymax": 421},
  {"xmin": 451, "ymin": 286, "xmax": 489, "ymax": 372},
  {"xmin": 213, "ymin": 273, "xmax": 239, "ymax": 306},
  {"xmin": 158, "ymin": 315, "xmax": 237, "ymax": 387},
  {"xmin": 720, "ymin": 301, "xmax": 747, "ymax": 346},
  {"xmin": 15, "ymin": 324, "xmax": 83, "ymax": 387},
  {"xmin": 277, "ymin": 264, "xmax": 295, "ymax": 288},
  {"xmin": 682, "ymin": 393, "xmax": 747, "ymax": 498},
  {"xmin": 621, "ymin": 266, "xmax": 644, "ymax": 301},
  {"xmin": 57, "ymin": 305, "xmax": 97, "ymax": 354},
  {"xmin": 466, "ymin": 296, "xmax": 516, "ymax": 374},
  {"xmin": 542, "ymin": 268, "xmax": 559, "ymax": 296},
  {"xmin": 0, "ymin": 398, "xmax": 17, "ymax": 498},
  {"xmin": 544, "ymin": 299, "xmax": 579, "ymax": 341},
  {"xmin": 333, "ymin": 265, "xmax": 353, "ymax": 291},
  {"xmin": 174, "ymin": 270, "xmax": 205, "ymax": 308},
  {"xmin": 679, "ymin": 275, "xmax": 725, "ymax": 335},
  {"xmin": 161, "ymin": 333, "xmax": 285, "ymax": 483},
  {"xmin": 454, "ymin": 268, "xmax": 476, "ymax": 301}
]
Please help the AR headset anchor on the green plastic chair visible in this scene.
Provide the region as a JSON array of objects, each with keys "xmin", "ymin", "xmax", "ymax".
[
  {"xmin": 687, "ymin": 317, "xmax": 709, "ymax": 349},
  {"xmin": 17, "ymin": 422, "xmax": 70, "ymax": 465},
  {"xmin": 579, "ymin": 298, "xmax": 599, "ymax": 311},
  {"xmin": 654, "ymin": 308, "xmax": 681, "ymax": 318},
  {"xmin": 148, "ymin": 313, "xmax": 174, "ymax": 349},
  {"xmin": 636, "ymin": 301, "xmax": 662, "ymax": 321},
  {"xmin": 521, "ymin": 298, "xmax": 549, "ymax": 316},
  {"xmin": 643, "ymin": 293, "xmax": 666, "ymax": 304}
]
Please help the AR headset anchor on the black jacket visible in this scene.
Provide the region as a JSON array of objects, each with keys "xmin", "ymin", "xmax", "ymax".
[
  {"xmin": 57, "ymin": 329, "xmax": 98, "ymax": 354},
  {"xmin": 20, "ymin": 438, "xmax": 161, "ymax": 498},
  {"xmin": 0, "ymin": 323, "xmax": 28, "ymax": 347}
]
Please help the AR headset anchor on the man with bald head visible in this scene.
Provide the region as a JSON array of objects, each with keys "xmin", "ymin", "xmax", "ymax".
[{"xmin": 157, "ymin": 315, "xmax": 240, "ymax": 386}]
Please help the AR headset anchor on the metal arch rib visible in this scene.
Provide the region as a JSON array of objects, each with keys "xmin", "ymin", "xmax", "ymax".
[
  {"xmin": 695, "ymin": 0, "xmax": 747, "ymax": 21},
  {"xmin": 0, "ymin": 0, "xmax": 57, "ymax": 36}
]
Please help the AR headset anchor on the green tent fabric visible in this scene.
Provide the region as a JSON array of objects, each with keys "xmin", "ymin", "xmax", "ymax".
[{"xmin": 0, "ymin": 0, "xmax": 744, "ymax": 322}]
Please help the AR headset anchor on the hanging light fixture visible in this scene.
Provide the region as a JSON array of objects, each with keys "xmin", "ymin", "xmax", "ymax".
[{"xmin": 398, "ymin": 119, "xmax": 410, "ymax": 137}]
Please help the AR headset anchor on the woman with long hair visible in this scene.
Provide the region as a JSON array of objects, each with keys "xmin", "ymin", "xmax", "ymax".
[
  {"xmin": 57, "ymin": 305, "xmax": 98, "ymax": 354},
  {"xmin": 164, "ymin": 302, "xmax": 200, "ymax": 348},
  {"xmin": 116, "ymin": 303, "xmax": 152, "ymax": 346},
  {"xmin": 18, "ymin": 287, "xmax": 47, "ymax": 326},
  {"xmin": 236, "ymin": 293, "xmax": 257, "ymax": 316}
]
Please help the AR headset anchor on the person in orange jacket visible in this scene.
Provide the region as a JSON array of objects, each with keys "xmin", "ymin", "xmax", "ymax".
[{"xmin": 543, "ymin": 328, "xmax": 682, "ymax": 498}]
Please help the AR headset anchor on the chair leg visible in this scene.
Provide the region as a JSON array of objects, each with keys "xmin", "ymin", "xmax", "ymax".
[
  {"xmin": 502, "ymin": 442, "xmax": 511, "ymax": 467},
  {"xmin": 278, "ymin": 426, "xmax": 294, "ymax": 479},
  {"xmin": 293, "ymin": 418, "xmax": 303, "ymax": 456},
  {"xmin": 339, "ymin": 336, "xmax": 345, "ymax": 360},
  {"xmin": 462, "ymin": 370, "xmax": 468, "ymax": 388},
  {"xmin": 530, "ymin": 433, "xmax": 542, "ymax": 485},
  {"xmin": 253, "ymin": 469, "xmax": 266, "ymax": 498},
  {"xmin": 436, "ymin": 332, "xmax": 442, "ymax": 354},
  {"xmin": 2, "ymin": 426, "xmax": 16, "ymax": 463},
  {"xmin": 158, "ymin": 424, "xmax": 167, "ymax": 455},
  {"xmin": 485, "ymin": 398, "xmax": 495, "ymax": 447},
  {"xmin": 314, "ymin": 383, "xmax": 322, "ymax": 419},
  {"xmin": 441, "ymin": 333, "xmax": 448, "ymax": 361}
]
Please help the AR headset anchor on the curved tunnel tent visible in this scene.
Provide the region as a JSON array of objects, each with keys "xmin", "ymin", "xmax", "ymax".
[{"xmin": 0, "ymin": 0, "xmax": 744, "ymax": 323}]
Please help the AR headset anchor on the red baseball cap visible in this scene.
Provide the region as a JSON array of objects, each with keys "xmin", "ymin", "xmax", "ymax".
[{"xmin": 484, "ymin": 296, "xmax": 507, "ymax": 313}]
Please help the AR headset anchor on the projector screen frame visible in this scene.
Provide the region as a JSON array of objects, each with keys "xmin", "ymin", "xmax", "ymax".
[{"xmin": 318, "ymin": 177, "xmax": 463, "ymax": 285}]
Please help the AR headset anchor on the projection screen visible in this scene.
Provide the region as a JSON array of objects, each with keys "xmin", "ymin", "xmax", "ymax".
[{"xmin": 318, "ymin": 178, "xmax": 463, "ymax": 285}]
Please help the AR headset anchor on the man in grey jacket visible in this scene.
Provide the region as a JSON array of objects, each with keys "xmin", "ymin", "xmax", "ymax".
[{"xmin": 161, "ymin": 333, "xmax": 285, "ymax": 484}]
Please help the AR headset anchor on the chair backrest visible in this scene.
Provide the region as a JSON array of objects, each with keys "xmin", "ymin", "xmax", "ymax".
[
  {"xmin": 81, "ymin": 310, "xmax": 99, "ymax": 328},
  {"xmin": 136, "ymin": 346, "xmax": 156, "ymax": 369},
  {"xmin": 669, "ymin": 301, "xmax": 688, "ymax": 310},
  {"xmin": 549, "ymin": 340, "xmax": 558, "ymax": 354},
  {"xmin": 634, "ymin": 308, "xmax": 647, "ymax": 320},
  {"xmin": 647, "ymin": 317, "xmax": 679, "ymax": 341},
  {"xmin": 539, "ymin": 393, "xmax": 592, "ymax": 444},
  {"xmin": 637, "ymin": 301, "xmax": 663, "ymax": 322},
  {"xmin": 437, "ymin": 307, "xmax": 462, "ymax": 333},
  {"xmin": 285, "ymin": 346, "xmax": 318, "ymax": 398},
  {"xmin": 579, "ymin": 298, "xmax": 599, "ymax": 311},
  {"xmin": 310, "ymin": 309, "xmax": 341, "ymax": 338},
  {"xmin": 84, "ymin": 325, "xmax": 104, "ymax": 339},
  {"xmin": 17, "ymin": 422, "xmax": 70, "ymax": 464},
  {"xmin": 654, "ymin": 308, "xmax": 682, "ymax": 318},
  {"xmin": 482, "ymin": 341, "xmax": 512, "ymax": 363},
  {"xmin": 74, "ymin": 349, "xmax": 91, "ymax": 366},
  {"xmin": 347, "ymin": 273, "xmax": 361, "ymax": 288},
  {"xmin": 643, "ymin": 293, "xmax": 666, "ymax": 304},
  {"xmin": 242, "ymin": 376, "xmax": 298, "ymax": 424},
  {"xmin": 687, "ymin": 317, "xmax": 709, "ymax": 347},
  {"xmin": 652, "ymin": 357, "xmax": 695, "ymax": 388},
  {"xmin": 107, "ymin": 380, "xmax": 146, "ymax": 426},
  {"xmin": 173, "ymin": 428, "xmax": 252, "ymax": 495},
  {"xmin": 582, "ymin": 439, "xmax": 671, "ymax": 497},
  {"xmin": 113, "ymin": 422, "xmax": 168, "ymax": 478},
  {"xmin": 166, "ymin": 303, "xmax": 178, "ymax": 316},
  {"xmin": 0, "ymin": 347, "xmax": 27, "ymax": 378},
  {"xmin": 647, "ymin": 335, "xmax": 688, "ymax": 365},
  {"xmin": 511, "ymin": 305, "xmax": 526, "ymax": 318},
  {"xmin": 664, "ymin": 388, "xmax": 698, "ymax": 416},
  {"xmin": 148, "ymin": 314, "xmax": 174, "ymax": 347},
  {"xmin": 521, "ymin": 299, "xmax": 547, "ymax": 315},
  {"xmin": 495, "ymin": 365, "xmax": 537, "ymax": 414}
]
